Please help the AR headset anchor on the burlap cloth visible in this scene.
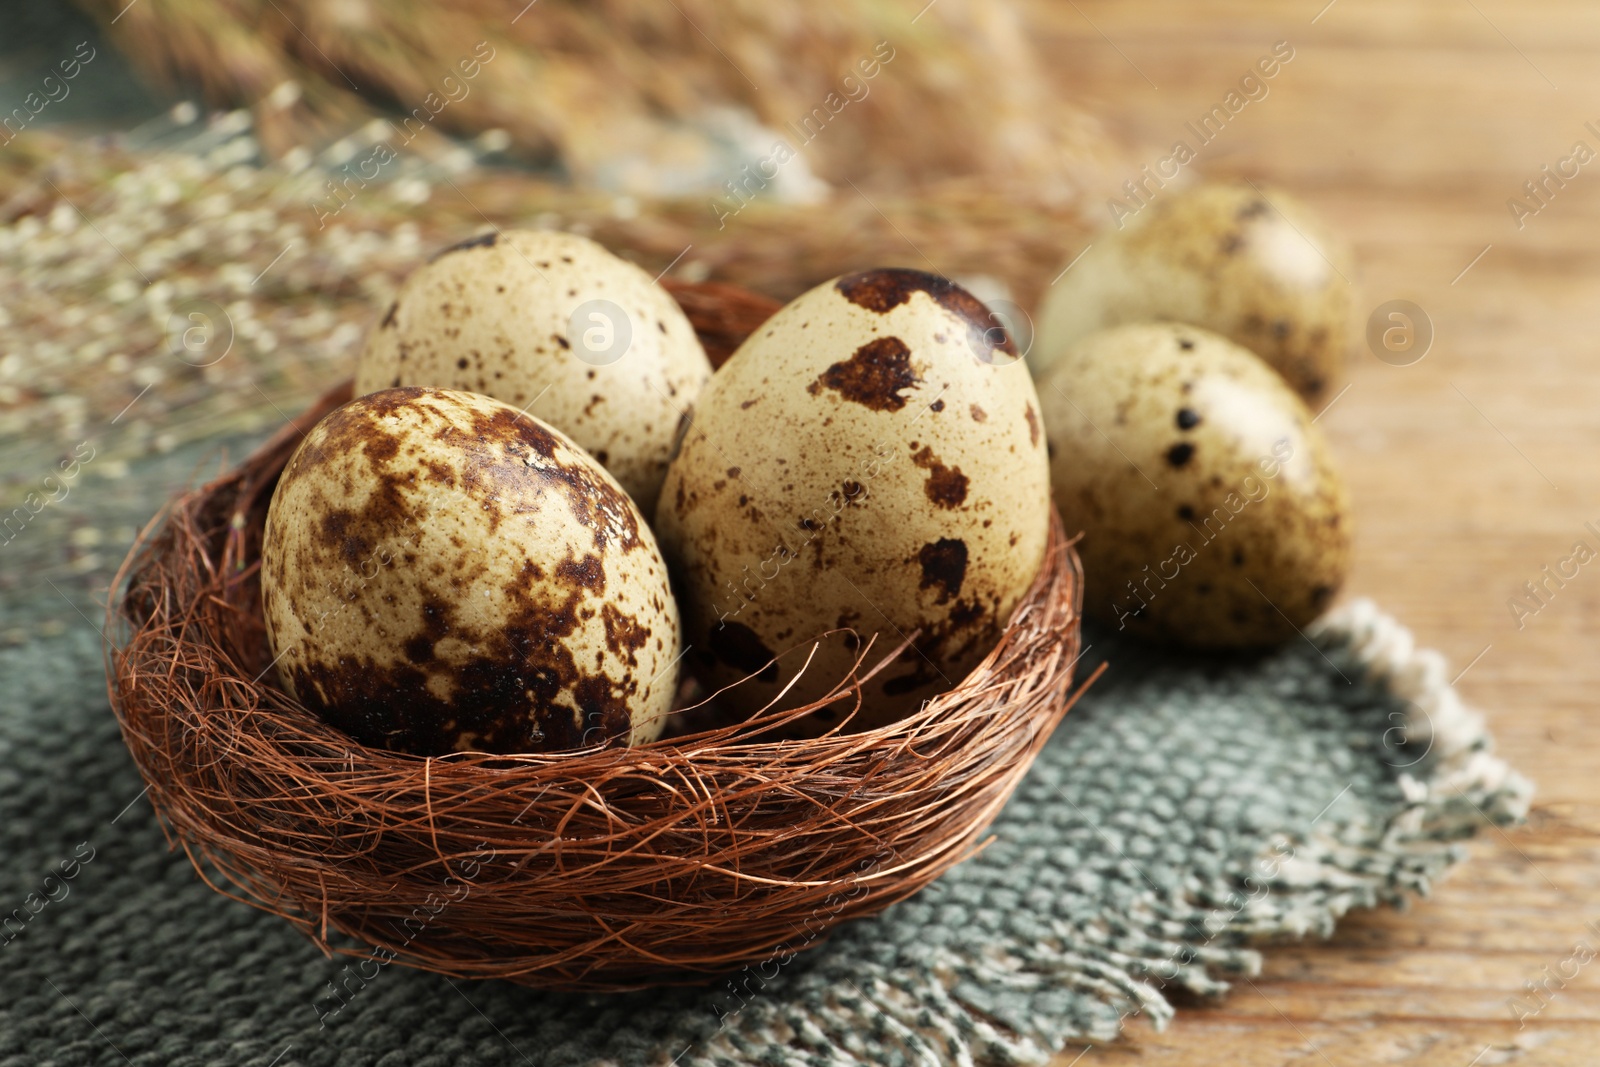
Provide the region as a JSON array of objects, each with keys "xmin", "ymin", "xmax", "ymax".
[{"xmin": 0, "ymin": 577, "xmax": 1528, "ymax": 1065}]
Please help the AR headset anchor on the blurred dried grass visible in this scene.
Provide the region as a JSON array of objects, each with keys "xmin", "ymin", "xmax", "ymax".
[
  {"xmin": 0, "ymin": 125, "xmax": 1091, "ymax": 473},
  {"xmin": 68, "ymin": 0, "xmax": 1113, "ymax": 198}
]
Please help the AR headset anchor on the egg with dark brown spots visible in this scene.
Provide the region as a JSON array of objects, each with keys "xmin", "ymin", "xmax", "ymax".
[
  {"xmin": 355, "ymin": 230, "xmax": 711, "ymax": 514},
  {"xmin": 654, "ymin": 268, "xmax": 1052, "ymax": 733},
  {"xmin": 1033, "ymin": 182, "xmax": 1352, "ymax": 403},
  {"xmin": 1036, "ymin": 323, "xmax": 1350, "ymax": 648},
  {"xmin": 260, "ymin": 386, "xmax": 680, "ymax": 755}
]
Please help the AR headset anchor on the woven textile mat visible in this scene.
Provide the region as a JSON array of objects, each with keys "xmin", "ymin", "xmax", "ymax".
[{"xmin": 0, "ymin": 595, "xmax": 1528, "ymax": 1066}]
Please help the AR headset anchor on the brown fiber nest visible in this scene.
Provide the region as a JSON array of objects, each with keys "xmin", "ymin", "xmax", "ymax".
[{"xmin": 104, "ymin": 283, "xmax": 1088, "ymax": 992}]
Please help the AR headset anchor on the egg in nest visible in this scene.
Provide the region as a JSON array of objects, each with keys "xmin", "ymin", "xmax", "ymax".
[
  {"xmin": 260, "ymin": 386, "xmax": 680, "ymax": 755},
  {"xmin": 654, "ymin": 268, "xmax": 1052, "ymax": 734},
  {"xmin": 355, "ymin": 230, "xmax": 711, "ymax": 513}
]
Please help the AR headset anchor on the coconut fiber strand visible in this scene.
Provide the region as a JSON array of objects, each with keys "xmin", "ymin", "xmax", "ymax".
[{"xmin": 0, "ymin": 585, "xmax": 1528, "ymax": 1065}]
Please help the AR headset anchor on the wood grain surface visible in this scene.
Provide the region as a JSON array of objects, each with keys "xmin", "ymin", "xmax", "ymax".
[{"xmin": 1037, "ymin": 1, "xmax": 1600, "ymax": 1063}]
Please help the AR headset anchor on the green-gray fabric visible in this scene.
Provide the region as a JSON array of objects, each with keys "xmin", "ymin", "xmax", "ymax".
[{"xmin": 0, "ymin": 575, "xmax": 1528, "ymax": 1065}]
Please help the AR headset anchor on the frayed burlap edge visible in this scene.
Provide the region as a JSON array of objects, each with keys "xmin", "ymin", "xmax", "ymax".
[{"xmin": 667, "ymin": 598, "xmax": 1533, "ymax": 1066}]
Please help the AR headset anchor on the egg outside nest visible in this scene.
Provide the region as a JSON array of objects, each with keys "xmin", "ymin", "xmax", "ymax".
[
  {"xmin": 1036, "ymin": 321, "xmax": 1351, "ymax": 648},
  {"xmin": 1034, "ymin": 181, "xmax": 1354, "ymax": 405}
]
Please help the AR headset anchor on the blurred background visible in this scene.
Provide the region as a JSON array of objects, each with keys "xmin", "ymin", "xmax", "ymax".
[{"xmin": 4, "ymin": 0, "xmax": 1599, "ymax": 1062}]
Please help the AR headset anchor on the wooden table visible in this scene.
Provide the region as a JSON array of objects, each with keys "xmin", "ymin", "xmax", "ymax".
[{"xmin": 1037, "ymin": 2, "xmax": 1600, "ymax": 1062}]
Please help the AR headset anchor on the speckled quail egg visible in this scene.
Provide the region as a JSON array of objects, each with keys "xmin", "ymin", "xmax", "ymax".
[
  {"xmin": 1033, "ymin": 182, "xmax": 1352, "ymax": 403},
  {"xmin": 260, "ymin": 386, "xmax": 680, "ymax": 755},
  {"xmin": 1036, "ymin": 322, "xmax": 1350, "ymax": 648},
  {"xmin": 355, "ymin": 230, "xmax": 711, "ymax": 514},
  {"xmin": 654, "ymin": 267, "xmax": 1052, "ymax": 734}
]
